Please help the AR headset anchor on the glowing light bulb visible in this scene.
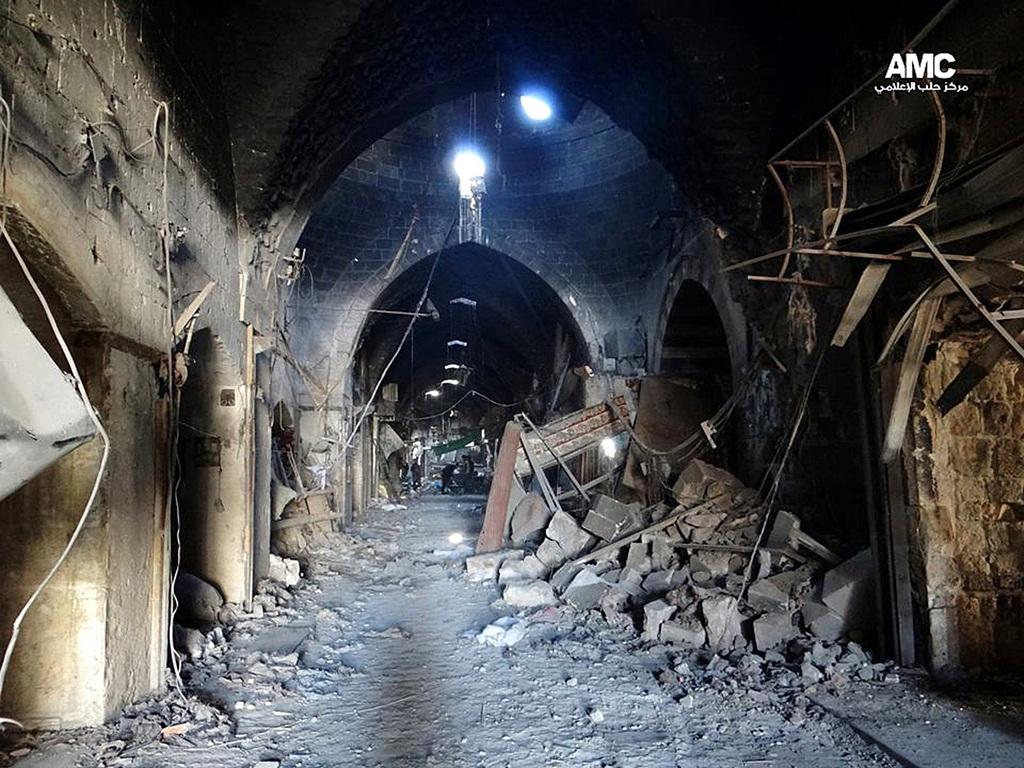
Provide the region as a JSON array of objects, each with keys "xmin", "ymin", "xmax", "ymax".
[
  {"xmin": 520, "ymin": 93, "xmax": 553, "ymax": 121},
  {"xmin": 600, "ymin": 437, "xmax": 617, "ymax": 459},
  {"xmin": 453, "ymin": 149, "xmax": 486, "ymax": 181},
  {"xmin": 448, "ymin": 532, "xmax": 464, "ymax": 545}
]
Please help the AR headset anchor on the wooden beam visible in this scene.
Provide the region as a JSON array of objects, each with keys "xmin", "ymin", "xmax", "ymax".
[
  {"xmin": 519, "ymin": 433, "xmax": 562, "ymax": 513},
  {"xmin": 911, "ymin": 223, "xmax": 1024, "ymax": 363},
  {"xmin": 173, "ymin": 280, "xmax": 216, "ymax": 337},
  {"xmin": 477, "ymin": 420, "xmax": 523, "ymax": 553},
  {"xmin": 832, "ymin": 263, "xmax": 892, "ymax": 347},
  {"xmin": 882, "ymin": 297, "xmax": 941, "ymax": 462}
]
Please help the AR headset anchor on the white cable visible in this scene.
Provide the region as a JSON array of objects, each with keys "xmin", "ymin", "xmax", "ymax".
[
  {"xmin": 0, "ymin": 221, "xmax": 111, "ymax": 726},
  {"xmin": 342, "ymin": 217, "xmax": 456, "ymax": 453}
]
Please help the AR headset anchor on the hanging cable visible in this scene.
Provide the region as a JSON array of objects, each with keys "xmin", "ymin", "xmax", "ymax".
[
  {"xmin": 343, "ymin": 216, "xmax": 458, "ymax": 452},
  {"xmin": 0, "ymin": 222, "xmax": 111, "ymax": 725}
]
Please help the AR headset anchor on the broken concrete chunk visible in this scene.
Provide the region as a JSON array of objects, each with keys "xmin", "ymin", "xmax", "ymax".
[
  {"xmin": 510, "ymin": 493, "xmax": 551, "ymax": 545},
  {"xmin": 465, "ymin": 549, "xmax": 524, "ymax": 583},
  {"xmin": 174, "ymin": 571, "xmax": 225, "ymax": 625},
  {"xmin": 582, "ymin": 495, "xmax": 644, "ymax": 541},
  {"xmin": 753, "ymin": 611, "xmax": 797, "ymax": 651},
  {"xmin": 549, "ymin": 562, "xmax": 584, "ymax": 593},
  {"xmin": 690, "ymin": 551, "xmax": 736, "ymax": 579},
  {"xmin": 643, "ymin": 599, "xmax": 676, "ymax": 641},
  {"xmin": 700, "ymin": 594, "xmax": 744, "ymax": 651},
  {"xmin": 672, "ymin": 458, "xmax": 742, "ymax": 506},
  {"xmin": 503, "ymin": 580, "xmax": 559, "ymax": 608},
  {"xmin": 660, "ymin": 615, "xmax": 707, "ymax": 647},
  {"xmin": 269, "ymin": 554, "xmax": 301, "ymax": 586},
  {"xmin": 642, "ymin": 569, "xmax": 687, "ymax": 594},
  {"xmin": 803, "ymin": 598, "xmax": 846, "ymax": 641},
  {"xmin": 563, "ymin": 568, "xmax": 611, "ymax": 611},
  {"xmin": 536, "ymin": 538, "xmax": 568, "ymax": 569},
  {"xmin": 625, "ymin": 542, "xmax": 652, "ymax": 576},
  {"xmin": 545, "ymin": 510, "xmax": 597, "ymax": 558},
  {"xmin": 821, "ymin": 549, "xmax": 873, "ymax": 625}
]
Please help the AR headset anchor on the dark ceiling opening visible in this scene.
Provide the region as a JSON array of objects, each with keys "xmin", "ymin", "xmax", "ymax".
[{"xmin": 354, "ymin": 243, "xmax": 588, "ymax": 431}]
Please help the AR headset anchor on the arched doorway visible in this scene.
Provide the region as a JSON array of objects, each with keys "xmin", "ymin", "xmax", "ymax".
[{"xmin": 659, "ymin": 279, "xmax": 732, "ymax": 406}]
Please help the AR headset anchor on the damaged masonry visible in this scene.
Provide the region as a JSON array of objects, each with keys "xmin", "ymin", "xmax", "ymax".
[{"xmin": 3, "ymin": 2, "xmax": 1024, "ymax": 767}]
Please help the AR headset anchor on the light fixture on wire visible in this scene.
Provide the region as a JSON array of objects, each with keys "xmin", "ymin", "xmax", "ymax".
[
  {"xmin": 453, "ymin": 148, "xmax": 486, "ymax": 243},
  {"xmin": 519, "ymin": 92, "xmax": 553, "ymax": 122}
]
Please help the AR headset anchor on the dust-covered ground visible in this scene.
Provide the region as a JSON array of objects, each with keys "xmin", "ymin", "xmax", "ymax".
[{"xmin": 3, "ymin": 498, "xmax": 1011, "ymax": 768}]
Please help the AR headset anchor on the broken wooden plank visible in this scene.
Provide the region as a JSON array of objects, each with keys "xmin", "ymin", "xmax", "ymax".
[
  {"xmin": 882, "ymin": 297, "xmax": 942, "ymax": 462},
  {"xmin": 477, "ymin": 421, "xmax": 523, "ymax": 553},
  {"xmin": 519, "ymin": 433, "xmax": 562, "ymax": 514},
  {"xmin": 519, "ymin": 412, "xmax": 589, "ymax": 501},
  {"xmin": 173, "ymin": 280, "xmax": 216, "ymax": 337},
  {"xmin": 832, "ymin": 263, "xmax": 891, "ymax": 347},
  {"xmin": 877, "ymin": 267, "xmax": 991, "ymax": 365},
  {"xmin": 514, "ymin": 396, "xmax": 629, "ymax": 475},
  {"xmin": 910, "ymin": 222, "xmax": 1024, "ymax": 363}
]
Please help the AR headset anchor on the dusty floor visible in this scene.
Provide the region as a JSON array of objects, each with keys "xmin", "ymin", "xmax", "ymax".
[{"xmin": 4, "ymin": 498, "xmax": 1023, "ymax": 767}]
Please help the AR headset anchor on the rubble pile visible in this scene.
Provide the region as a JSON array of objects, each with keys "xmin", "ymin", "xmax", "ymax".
[{"xmin": 466, "ymin": 458, "xmax": 885, "ymax": 683}]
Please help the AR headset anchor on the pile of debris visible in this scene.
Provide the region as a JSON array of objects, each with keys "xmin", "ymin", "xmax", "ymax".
[{"xmin": 467, "ymin": 458, "xmax": 883, "ymax": 680}]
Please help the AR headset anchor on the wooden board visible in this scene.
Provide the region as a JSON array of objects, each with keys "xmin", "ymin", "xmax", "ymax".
[
  {"xmin": 477, "ymin": 421, "xmax": 523, "ymax": 552},
  {"xmin": 832, "ymin": 263, "xmax": 891, "ymax": 347},
  {"xmin": 882, "ymin": 297, "xmax": 941, "ymax": 462},
  {"xmin": 514, "ymin": 396, "xmax": 630, "ymax": 476}
]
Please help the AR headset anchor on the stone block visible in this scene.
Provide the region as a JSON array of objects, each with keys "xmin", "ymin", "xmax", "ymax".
[
  {"xmin": 753, "ymin": 611, "xmax": 797, "ymax": 651},
  {"xmin": 503, "ymin": 580, "xmax": 559, "ymax": 608},
  {"xmin": 465, "ymin": 549, "xmax": 524, "ymax": 583},
  {"xmin": 642, "ymin": 569, "xmax": 687, "ymax": 593},
  {"xmin": 700, "ymin": 594, "xmax": 744, "ymax": 651},
  {"xmin": 643, "ymin": 599, "xmax": 676, "ymax": 640},
  {"xmin": 174, "ymin": 571, "xmax": 225, "ymax": 625},
  {"xmin": 660, "ymin": 616, "xmax": 707, "ymax": 647},
  {"xmin": 582, "ymin": 494, "xmax": 644, "ymax": 541},
  {"xmin": 625, "ymin": 542, "xmax": 652, "ymax": 575},
  {"xmin": 563, "ymin": 568, "xmax": 611, "ymax": 610},
  {"xmin": 549, "ymin": 562, "xmax": 583, "ymax": 592},
  {"xmin": 500, "ymin": 554, "xmax": 548, "ymax": 583},
  {"xmin": 510, "ymin": 493, "xmax": 551, "ymax": 545},
  {"xmin": 536, "ymin": 538, "xmax": 568, "ymax": 569},
  {"xmin": 545, "ymin": 510, "xmax": 597, "ymax": 558},
  {"xmin": 821, "ymin": 549, "xmax": 873, "ymax": 624}
]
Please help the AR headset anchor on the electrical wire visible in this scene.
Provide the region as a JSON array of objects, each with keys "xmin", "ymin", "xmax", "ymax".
[
  {"xmin": 342, "ymin": 216, "xmax": 458, "ymax": 452},
  {"xmin": 0, "ymin": 221, "xmax": 111, "ymax": 727}
]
